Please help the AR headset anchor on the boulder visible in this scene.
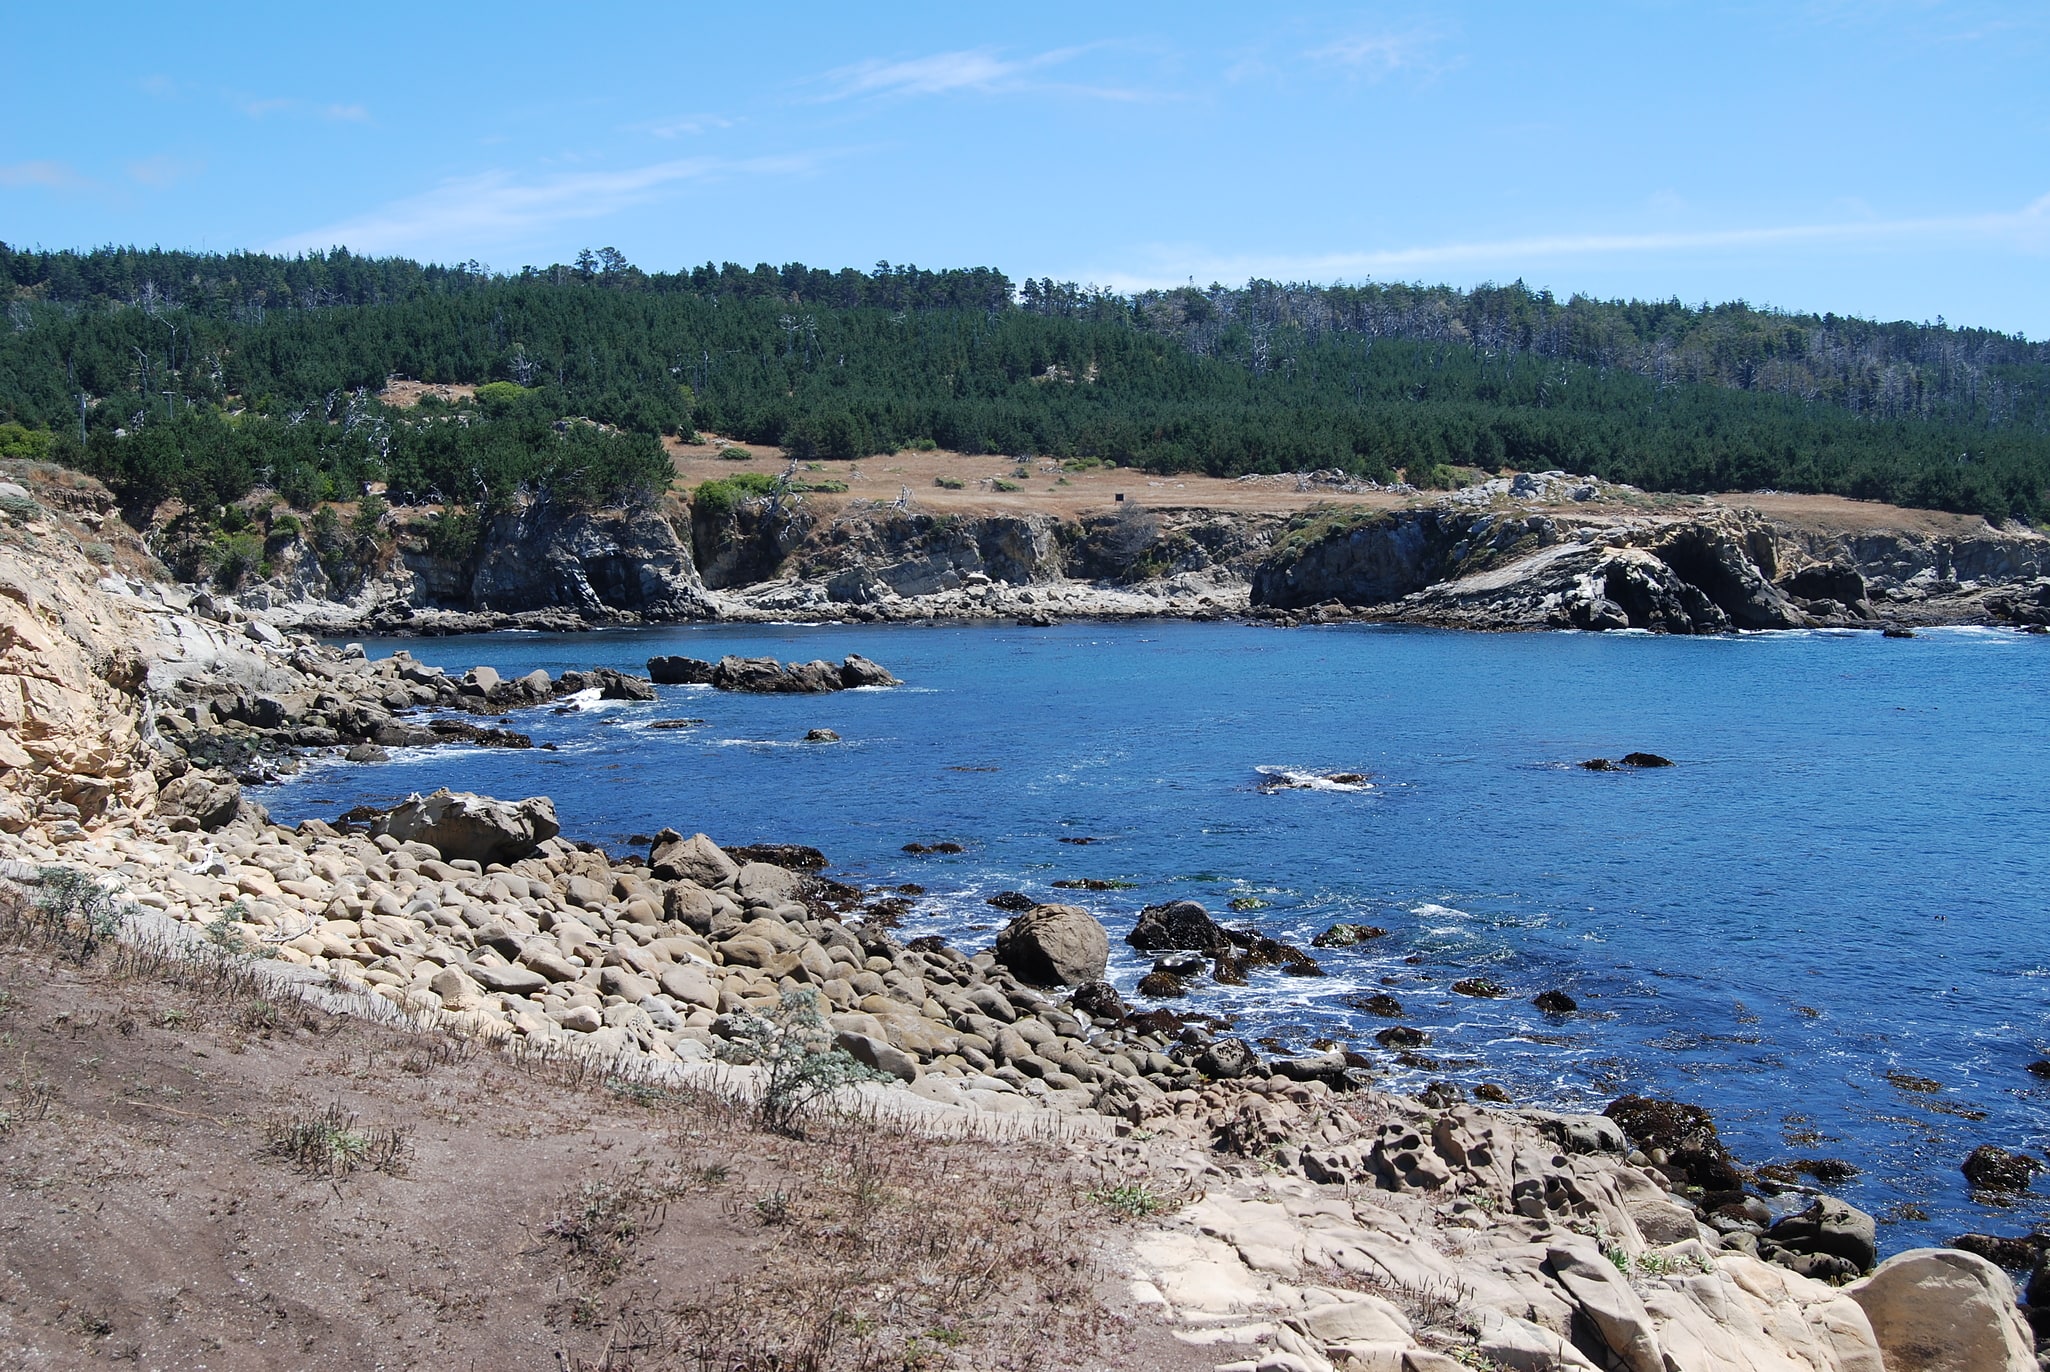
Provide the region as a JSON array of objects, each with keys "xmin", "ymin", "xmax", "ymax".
[
  {"xmin": 1847, "ymin": 1248, "xmax": 2037, "ymax": 1371},
  {"xmin": 803, "ymin": 727, "xmax": 840, "ymax": 742},
  {"xmin": 993, "ymin": 904, "xmax": 1109, "ymax": 987},
  {"xmin": 1197, "ymin": 1038, "xmax": 1258, "ymax": 1080},
  {"xmin": 708, "ymin": 655, "xmax": 796, "ymax": 693},
  {"xmin": 469, "ymin": 962, "xmax": 550, "ymax": 995},
  {"xmin": 1533, "ymin": 989, "xmax": 1578, "ymax": 1014},
  {"xmin": 1311, "ymin": 922, "xmax": 1387, "ymax": 947},
  {"xmin": 650, "ymin": 829, "xmax": 739, "ymax": 887},
  {"xmin": 1767, "ymin": 1196, "xmax": 1879, "ymax": 1274},
  {"xmin": 647, "ymin": 655, "xmax": 715, "ymax": 685},
  {"xmin": 369, "ymin": 788, "xmax": 559, "ymax": 865},
  {"xmin": 1070, "ymin": 981, "xmax": 1125, "ymax": 1021},
  {"xmin": 835, "ymin": 1030, "xmax": 918, "ymax": 1081},
  {"xmin": 839, "ymin": 654, "xmax": 899, "ymax": 688},
  {"xmin": 157, "ymin": 771, "xmax": 241, "ymax": 831},
  {"xmin": 1123, "ymin": 898, "xmax": 1213, "ymax": 951}
]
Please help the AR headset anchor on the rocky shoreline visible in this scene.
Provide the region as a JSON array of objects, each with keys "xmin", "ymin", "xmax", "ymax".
[{"xmin": 3, "ymin": 466, "xmax": 2047, "ymax": 1369}]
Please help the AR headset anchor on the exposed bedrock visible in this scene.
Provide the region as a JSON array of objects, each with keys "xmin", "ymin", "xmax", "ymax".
[{"xmin": 1251, "ymin": 501, "xmax": 2050, "ymax": 632}]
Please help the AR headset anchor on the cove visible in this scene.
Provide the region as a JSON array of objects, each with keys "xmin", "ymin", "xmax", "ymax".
[{"xmin": 265, "ymin": 619, "xmax": 2050, "ymax": 1249}]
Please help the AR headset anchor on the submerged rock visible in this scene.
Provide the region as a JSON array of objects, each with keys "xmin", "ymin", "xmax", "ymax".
[
  {"xmin": 1533, "ymin": 989, "xmax": 1578, "ymax": 1014},
  {"xmin": 1963, "ymin": 1144, "xmax": 2043, "ymax": 1193},
  {"xmin": 1311, "ymin": 921, "xmax": 1388, "ymax": 947}
]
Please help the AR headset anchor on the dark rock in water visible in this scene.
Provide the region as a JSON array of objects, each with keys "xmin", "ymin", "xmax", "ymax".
[
  {"xmin": 646, "ymin": 718, "xmax": 703, "ymax": 730},
  {"xmin": 556, "ymin": 666, "xmax": 656, "ymax": 701},
  {"xmin": 2028, "ymin": 1060, "xmax": 2050, "ymax": 1078},
  {"xmin": 1128, "ymin": 900, "xmax": 1228, "ymax": 954},
  {"xmin": 902, "ymin": 842, "xmax": 928, "ymax": 854},
  {"xmin": 1054, "ymin": 877, "xmax": 1130, "ymax": 891},
  {"xmin": 1227, "ymin": 896, "xmax": 1269, "ymax": 911},
  {"xmin": 904, "ymin": 934, "xmax": 949, "ymax": 954},
  {"xmin": 1196, "ymin": 1038, "xmax": 1257, "ymax": 1080},
  {"xmin": 725, "ymin": 843, "xmax": 828, "ymax": 872},
  {"xmin": 1015, "ymin": 612, "xmax": 1058, "ymax": 628},
  {"xmin": 1533, "ymin": 989, "xmax": 1578, "ymax": 1014},
  {"xmin": 1580, "ymin": 758, "xmax": 1619, "ymax": 771},
  {"xmin": 896, "ymin": 883, "xmax": 925, "ymax": 895},
  {"xmin": 1226, "ymin": 928, "xmax": 1323, "ymax": 976},
  {"xmin": 1376, "ymin": 1026, "xmax": 1429, "ymax": 1048},
  {"xmin": 1350, "ymin": 993, "xmax": 1405, "ymax": 1018},
  {"xmin": 839, "ymin": 654, "xmax": 899, "ymax": 688},
  {"xmin": 1474, "ymin": 1083, "xmax": 1513, "ymax": 1104},
  {"xmin": 1964, "ymin": 1144, "xmax": 2044, "ymax": 1193},
  {"xmin": 1605, "ymin": 1094, "xmax": 1745, "ymax": 1195},
  {"xmin": 993, "ymin": 904, "xmax": 1109, "ymax": 987},
  {"xmin": 1137, "ymin": 970, "xmax": 1188, "ymax": 999},
  {"xmin": 1070, "ymin": 981, "xmax": 1125, "ymax": 1021},
  {"xmin": 1280, "ymin": 951, "xmax": 1326, "ymax": 978},
  {"xmin": 803, "ymin": 727, "xmax": 841, "ymax": 742},
  {"xmin": 984, "ymin": 891, "xmax": 1036, "ymax": 912},
  {"xmin": 1125, "ymin": 1007, "xmax": 1184, "ymax": 1036},
  {"xmin": 1882, "ymin": 625, "xmax": 1916, "ymax": 638},
  {"xmin": 1211, "ymin": 952, "xmax": 1248, "ymax": 986},
  {"xmin": 930, "ymin": 841, "xmax": 965, "ymax": 854},
  {"xmin": 343, "ymin": 742, "xmax": 389, "ymax": 763},
  {"xmin": 1620, "ymin": 751, "xmax": 1674, "ymax": 767},
  {"xmin": 1151, "ymin": 952, "xmax": 1207, "ymax": 977},
  {"xmin": 1948, "ymin": 1232, "xmax": 2050, "ymax": 1271},
  {"xmin": 1058, "ymin": 836, "xmax": 1099, "ymax": 845},
  {"xmin": 1452, "ymin": 977, "xmax": 1507, "ymax": 998},
  {"xmin": 1312, "ymin": 922, "xmax": 1388, "ymax": 948},
  {"xmin": 1419, "ymin": 1081, "xmax": 1466, "ymax": 1109},
  {"xmin": 1792, "ymin": 1158, "xmax": 1862, "ymax": 1186},
  {"xmin": 647, "ymin": 655, "xmax": 715, "ymax": 685},
  {"xmin": 1766, "ymin": 1196, "xmax": 1878, "ymax": 1274}
]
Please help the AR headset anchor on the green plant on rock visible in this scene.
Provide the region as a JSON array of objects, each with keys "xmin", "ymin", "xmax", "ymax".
[{"xmin": 714, "ymin": 989, "xmax": 890, "ymax": 1135}]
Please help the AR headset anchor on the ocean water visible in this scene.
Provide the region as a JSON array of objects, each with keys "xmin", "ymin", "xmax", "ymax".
[{"xmin": 263, "ymin": 620, "xmax": 2050, "ymax": 1250}]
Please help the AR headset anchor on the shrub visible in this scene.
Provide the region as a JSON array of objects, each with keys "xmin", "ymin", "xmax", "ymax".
[
  {"xmin": 264, "ymin": 1101, "xmax": 409, "ymax": 1178},
  {"xmin": 473, "ymin": 380, "xmax": 528, "ymax": 413},
  {"xmin": 713, "ymin": 989, "xmax": 889, "ymax": 1135},
  {"xmin": 718, "ymin": 444, "xmax": 753, "ymax": 462},
  {"xmin": 904, "ymin": 437, "xmax": 938, "ymax": 452},
  {"xmin": 932, "ymin": 475, "xmax": 965, "ymax": 490},
  {"xmin": 693, "ymin": 471, "xmax": 780, "ymax": 520},
  {"xmin": 992, "ymin": 479, "xmax": 1021, "ymax": 492},
  {"xmin": 30, "ymin": 867, "xmax": 127, "ymax": 962},
  {"xmin": 0, "ymin": 423, "xmax": 53, "ymax": 461}
]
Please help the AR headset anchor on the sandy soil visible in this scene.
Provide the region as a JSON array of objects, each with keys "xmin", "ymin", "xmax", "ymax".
[
  {"xmin": 668, "ymin": 434, "xmax": 2010, "ymax": 538},
  {"xmin": 0, "ymin": 910, "xmax": 1203, "ymax": 1371},
  {"xmin": 665, "ymin": 435, "xmax": 1405, "ymax": 518},
  {"xmin": 377, "ymin": 378, "xmax": 478, "ymax": 409}
]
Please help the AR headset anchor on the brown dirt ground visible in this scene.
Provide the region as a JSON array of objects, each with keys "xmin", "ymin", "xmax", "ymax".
[
  {"xmin": 0, "ymin": 895, "xmax": 1208, "ymax": 1371},
  {"xmin": 666, "ymin": 434, "xmax": 2008, "ymax": 538},
  {"xmin": 377, "ymin": 379, "xmax": 478, "ymax": 409}
]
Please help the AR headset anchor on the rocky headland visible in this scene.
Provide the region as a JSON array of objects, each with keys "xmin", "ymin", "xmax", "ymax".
[
  {"xmin": 131, "ymin": 455, "xmax": 2048, "ymax": 638},
  {"xmin": 2, "ymin": 459, "xmax": 2046, "ymax": 1368}
]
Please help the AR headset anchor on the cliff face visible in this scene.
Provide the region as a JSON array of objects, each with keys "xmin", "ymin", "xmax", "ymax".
[{"xmin": 1251, "ymin": 491, "xmax": 2050, "ymax": 632}]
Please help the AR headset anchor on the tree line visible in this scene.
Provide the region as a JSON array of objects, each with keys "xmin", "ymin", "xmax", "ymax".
[{"xmin": 0, "ymin": 243, "xmax": 2045, "ymax": 524}]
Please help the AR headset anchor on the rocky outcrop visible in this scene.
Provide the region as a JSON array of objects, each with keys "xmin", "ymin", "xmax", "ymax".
[
  {"xmin": 367, "ymin": 789, "xmax": 560, "ymax": 866},
  {"xmin": 646, "ymin": 654, "xmax": 900, "ymax": 693}
]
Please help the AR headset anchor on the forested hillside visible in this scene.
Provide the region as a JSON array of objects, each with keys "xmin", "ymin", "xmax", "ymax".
[{"xmin": 2, "ymin": 243, "xmax": 2046, "ymax": 524}]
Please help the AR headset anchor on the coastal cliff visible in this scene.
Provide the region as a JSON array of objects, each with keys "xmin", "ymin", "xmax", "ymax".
[{"xmin": 1, "ymin": 458, "xmax": 2044, "ymax": 1370}]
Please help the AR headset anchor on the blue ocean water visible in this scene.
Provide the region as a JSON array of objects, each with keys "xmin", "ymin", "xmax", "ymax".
[{"xmin": 264, "ymin": 620, "xmax": 2050, "ymax": 1249}]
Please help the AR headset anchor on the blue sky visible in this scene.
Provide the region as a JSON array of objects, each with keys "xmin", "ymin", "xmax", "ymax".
[{"xmin": 5, "ymin": 2, "xmax": 2047, "ymax": 333}]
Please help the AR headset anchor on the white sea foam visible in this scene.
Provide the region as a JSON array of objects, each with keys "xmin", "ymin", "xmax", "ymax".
[{"xmin": 1254, "ymin": 765, "xmax": 1372, "ymax": 793}]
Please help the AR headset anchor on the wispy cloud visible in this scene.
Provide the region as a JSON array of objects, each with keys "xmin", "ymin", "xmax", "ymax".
[
  {"xmin": 1082, "ymin": 196, "xmax": 2050, "ymax": 292},
  {"xmin": 1306, "ymin": 28, "xmax": 1457, "ymax": 79},
  {"xmin": 0, "ymin": 160, "xmax": 94, "ymax": 193},
  {"xmin": 126, "ymin": 155, "xmax": 204, "ymax": 188},
  {"xmin": 815, "ymin": 46, "xmax": 1151, "ymax": 102},
  {"xmin": 629, "ymin": 113, "xmax": 740, "ymax": 139},
  {"xmin": 237, "ymin": 95, "xmax": 372, "ymax": 123},
  {"xmin": 271, "ymin": 153, "xmax": 824, "ymax": 256}
]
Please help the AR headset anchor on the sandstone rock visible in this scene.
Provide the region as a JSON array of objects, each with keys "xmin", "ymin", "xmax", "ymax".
[
  {"xmin": 658, "ymin": 963, "xmax": 719, "ymax": 1009},
  {"xmin": 1847, "ymin": 1248, "xmax": 2037, "ymax": 1372},
  {"xmin": 1543, "ymin": 1246, "xmax": 1666, "ymax": 1372},
  {"xmin": 836, "ymin": 1030, "xmax": 918, "ymax": 1081},
  {"xmin": 469, "ymin": 962, "xmax": 550, "ymax": 994},
  {"xmin": 370, "ymin": 788, "xmax": 559, "ymax": 865},
  {"xmin": 650, "ymin": 829, "xmax": 739, "ymax": 887},
  {"xmin": 993, "ymin": 904, "xmax": 1109, "ymax": 987},
  {"xmin": 157, "ymin": 770, "xmax": 242, "ymax": 831}
]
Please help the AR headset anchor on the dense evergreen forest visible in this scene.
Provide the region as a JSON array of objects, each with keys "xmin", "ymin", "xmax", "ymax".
[{"xmin": 2, "ymin": 242, "xmax": 2046, "ymax": 524}]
